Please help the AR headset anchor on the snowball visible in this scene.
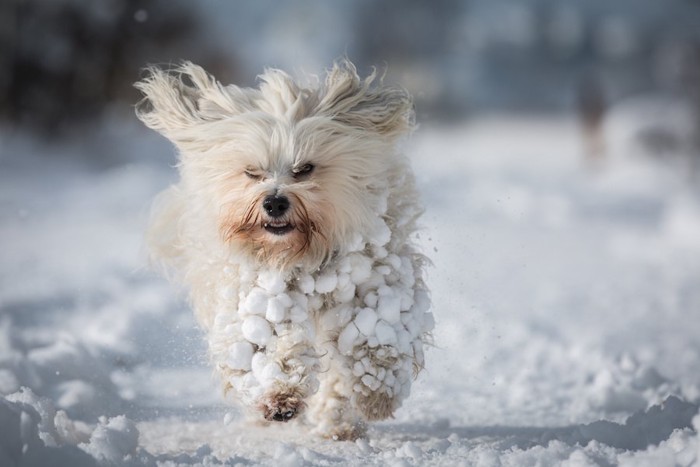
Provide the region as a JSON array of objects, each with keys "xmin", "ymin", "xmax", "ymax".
[
  {"xmin": 370, "ymin": 219, "xmax": 392, "ymax": 247},
  {"xmin": 375, "ymin": 320, "xmax": 398, "ymax": 346},
  {"xmin": 412, "ymin": 289, "xmax": 430, "ymax": 314},
  {"xmin": 338, "ymin": 323, "xmax": 360, "ymax": 355},
  {"xmin": 361, "ymin": 374, "xmax": 380, "ymax": 391},
  {"xmin": 259, "ymin": 362, "xmax": 285, "ymax": 385},
  {"xmin": 363, "ymin": 291, "xmax": 378, "ymax": 308},
  {"xmin": 353, "ymin": 361, "xmax": 364, "ymax": 377},
  {"xmin": 375, "ymin": 265, "xmax": 392, "ymax": 276},
  {"xmin": 378, "ymin": 294, "xmax": 401, "ymax": 324},
  {"xmin": 347, "ymin": 232, "xmax": 365, "ymax": 252},
  {"xmin": 349, "ymin": 255, "xmax": 373, "ymax": 284},
  {"xmin": 397, "ymin": 330, "xmax": 412, "ymax": 355},
  {"xmin": 227, "ymin": 342, "xmax": 254, "ymax": 371},
  {"xmin": 240, "ymin": 288, "xmax": 268, "ymax": 316},
  {"xmin": 251, "ymin": 352, "xmax": 268, "ymax": 375},
  {"xmin": 307, "ymin": 294, "xmax": 323, "ymax": 311},
  {"xmin": 400, "ymin": 292, "xmax": 414, "ymax": 312},
  {"xmin": 266, "ymin": 296, "xmax": 289, "ymax": 323},
  {"xmin": 315, "ymin": 272, "xmax": 338, "ymax": 294},
  {"xmin": 257, "ymin": 270, "xmax": 287, "ymax": 294},
  {"xmin": 385, "ymin": 254, "xmax": 402, "ymax": 270},
  {"xmin": 297, "ymin": 274, "xmax": 315, "ymax": 294},
  {"xmin": 242, "ymin": 316, "xmax": 273, "ymax": 346},
  {"xmin": 354, "ymin": 308, "xmax": 378, "ymax": 337},
  {"xmin": 336, "ymin": 283, "xmax": 356, "ymax": 303},
  {"xmin": 337, "ymin": 273, "xmax": 350, "ymax": 289},
  {"xmin": 373, "ymin": 246, "xmax": 388, "ymax": 259},
  {"xmin": 288, "ymin": 291, "xmax": 308, "ymax": 309},
  {"xmin": 384, "ymin": 371, "xmax": 395, "ymax": 388}
]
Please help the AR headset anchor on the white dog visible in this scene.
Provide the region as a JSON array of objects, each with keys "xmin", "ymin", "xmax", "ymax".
[{"xmin": 135, "ymin": 60, "xmax": 434, "ymax": 440}]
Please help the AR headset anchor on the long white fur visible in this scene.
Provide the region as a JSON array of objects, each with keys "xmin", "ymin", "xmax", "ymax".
[{"xmin": 135, "ymin": 60, "xmax": 433, "ymax": 439}]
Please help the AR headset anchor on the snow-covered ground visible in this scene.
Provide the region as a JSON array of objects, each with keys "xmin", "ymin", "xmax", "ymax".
[{"xmin": 1, "ymin": 112, "xmax": 699, "ymax": 466}]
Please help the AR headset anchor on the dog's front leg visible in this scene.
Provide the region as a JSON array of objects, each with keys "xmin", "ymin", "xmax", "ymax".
[{"xmin": 209, "ymin": 280, "xmax": 320, "ymax": 423}]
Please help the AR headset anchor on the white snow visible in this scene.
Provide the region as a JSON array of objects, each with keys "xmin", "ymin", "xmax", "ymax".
[
  {"xmin": 354, "ymin": 308, "xmax": 378, "ymax": 337},
  {"xmin": 1, "ymin": 113, "xmax": 700, "ymax": 465},
  {"xmin": 241, "ymin": 315, "xmax": 273, "ymax": 347}
]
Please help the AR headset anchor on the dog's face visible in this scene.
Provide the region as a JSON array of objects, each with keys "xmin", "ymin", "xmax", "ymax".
[{"xmin": 136, "ymin": 61, "xmax": 413, "ymax": 270}]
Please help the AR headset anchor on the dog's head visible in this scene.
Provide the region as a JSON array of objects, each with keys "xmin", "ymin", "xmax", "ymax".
[{"xmin": 135, "ymin": 61, "xmax": 413, "ymax": 270}]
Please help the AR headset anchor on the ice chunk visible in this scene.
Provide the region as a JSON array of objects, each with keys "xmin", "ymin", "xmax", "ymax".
[
  {"xmin": 227, "ymin": 342, "xmax": 254, "ymax": 370},
  {"xmin": 240, "ymin": 287, "xmax": 269, "ymax": 316},
  {"xmin": 353, "ymin": 361, "xmax": 364, "ymax": 377},
  {"xmin": 266, "ymin": 296, "xmax": 288, "ymax": 323},
  {"xmin": 363, "ymin": 291, "xmax": 378, "ymax": 308},
  {"xmin": 422, "ymin": 312, "xmax": 436, "ymax": 332},
  {"xmin": 397, "ymin": 329, "xmax": 412, "ymax": 354},
  {"xmin": 400, "ymin": 292, "xmax": 414, "ymax": 312},
  {"xmin": 375, "ymin": 265, "xmax": 391, "ymax": 276},
  {"xmin": 315, "ymin": 272, "xmax": 338, "ymax": 294},
  {"xmin": 258, "ymin": 270, "xmax": 287, "ymax": 294},
  {"xmin": 378, "ymin": 294, "xmax": 401, "ymax": 324},
  {"xmin": 242, "ymin": 316, "xmax": 273, "ymax": 346},
  {"xmin": 370, "ymin": 219, "xmax": 392, "ymax": 246},
  {"xmin": 337, "ymin": 323, "xmax": 360, "ymax": 355},
  {"xmin": 354, "ymin": 308, "xmax": 378, "ymax": 337},
  {"xmin": 412, "ymin": 289, "xmax": 430, "ymax": 314},
  {"xmin": 259, "ymin": 362, "xmax": 284, "ymax": 385},
  {"xmin": 297, "ymin": 274, "xmax": 315, "ymax": 294},
  {"xmin": 361, "ymin": 374, "xmax": 380, "ymax": 391},
  {"xmin": 349, "ymin": 255, "xmax": 373, "ymax": 284},
  {"xmin": 288, "ymin": 291, "xmax": 307, "ymax": 309},
  {"xmin": 337, "ymin": 273, "xmax": 350, "ymax": 288},
  {"xmin": 375, "ymin": 320, "xmax": 398, "ymax": 345},
  {"xmin": 335, "ymin": 283, "xmax": 356, "ymax": 303}
]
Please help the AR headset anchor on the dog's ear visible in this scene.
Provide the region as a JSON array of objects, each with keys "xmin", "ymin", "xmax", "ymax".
[
  {"xmin": 135, "ymin": 62, "xmax": 244, "ymax": 143},
  {"xmin": 317, "ymin": 61, "xmax": 414, "ymax": 139}
]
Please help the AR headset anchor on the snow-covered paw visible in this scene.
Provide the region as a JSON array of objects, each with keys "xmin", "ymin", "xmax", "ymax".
[
  {"xmin": 356, "ymin": 391, "xmax": 396, "ymax": 421},
  {"xmin": 257, "ymin": 385, "xmax": 306, "ymax": 422}
]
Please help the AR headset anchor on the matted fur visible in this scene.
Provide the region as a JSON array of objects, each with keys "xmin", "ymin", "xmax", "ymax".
[{"xmin": 135, "ymin": 60, "xmax": 432, "ymax": 439}]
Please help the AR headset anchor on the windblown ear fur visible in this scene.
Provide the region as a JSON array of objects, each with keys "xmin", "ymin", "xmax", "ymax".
[
  {"xmin": 134, "ymin": 62, "xmax": 245, "ymax": 141},
  {"xmin": 317, "ymin": 60, "xmax": 415, "ymax": 138}
]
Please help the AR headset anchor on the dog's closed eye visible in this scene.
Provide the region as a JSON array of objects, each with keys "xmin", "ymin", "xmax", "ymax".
[
  {"xmin": 292, "ymin": 163, "xmax": 315, "ymax": 179},
  {"xmin": 245, "ymin": 169, "xmax": 263, "ymax": 181}
]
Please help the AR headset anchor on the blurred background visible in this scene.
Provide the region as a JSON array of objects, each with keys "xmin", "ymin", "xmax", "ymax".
[{"xmin": 1, "ymin": 0, "xmax": 700, "ymax": 166}]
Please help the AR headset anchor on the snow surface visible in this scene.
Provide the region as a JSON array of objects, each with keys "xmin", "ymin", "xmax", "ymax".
[{"xmin": 1, "ymin": 112, "xmax": 700, "ymax": 465}]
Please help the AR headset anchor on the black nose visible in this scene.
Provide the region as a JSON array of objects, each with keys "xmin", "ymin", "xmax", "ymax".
[{"xmin": 262, "ymin": 195, "xmax": 290, "ymax": 218}]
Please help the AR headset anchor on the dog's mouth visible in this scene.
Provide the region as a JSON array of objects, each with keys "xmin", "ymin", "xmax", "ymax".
[{"xmin": 264, "ymin": 220, "xmax": 295, "ymax": 236}]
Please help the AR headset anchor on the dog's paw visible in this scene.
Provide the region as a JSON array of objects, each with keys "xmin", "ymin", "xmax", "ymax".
[
  {"xmin": 356, "ymin": 391, "xmax": 396, "ymax": 421},
  {"xmin": 257, "ymin": 384, "xmax": 306, "ymax": 422}
]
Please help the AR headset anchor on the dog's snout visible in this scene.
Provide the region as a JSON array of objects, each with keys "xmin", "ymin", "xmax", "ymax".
[{"xmin": 263, "ymin": 195, "xmax": 290, "ymax": 218}]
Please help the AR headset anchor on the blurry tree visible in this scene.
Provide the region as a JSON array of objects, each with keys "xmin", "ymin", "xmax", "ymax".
[{"xmin": 0, "ymin": 0, "xmax": 233, "ymax": 138}]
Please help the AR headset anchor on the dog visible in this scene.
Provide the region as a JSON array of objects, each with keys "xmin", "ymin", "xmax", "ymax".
[{"xmin": 135, "ymin": 60, "xmax": 433, "ymax": 440}]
